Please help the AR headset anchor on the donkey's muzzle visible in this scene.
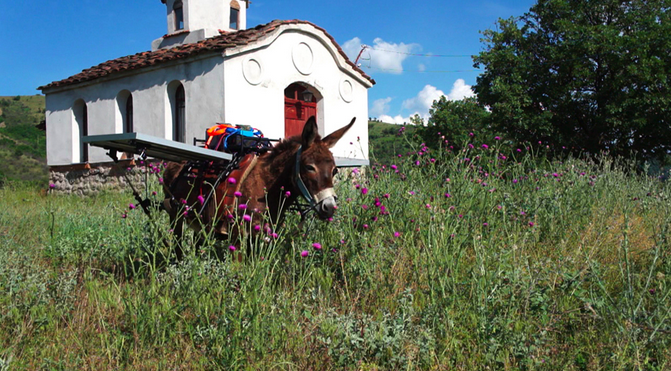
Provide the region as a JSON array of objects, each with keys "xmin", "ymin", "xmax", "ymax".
[{"xmin": 314, "ymin": 188, "xmax": 337, "ymax": 219}]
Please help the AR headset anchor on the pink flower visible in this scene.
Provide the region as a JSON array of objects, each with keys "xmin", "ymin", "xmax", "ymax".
[
  {"xmin": 128, "ymin": 203, "xmax": 136, "ymax": 210},
  {"xmin": 394, "ymin": 231, "xmax": 400, "ymax": 238},
  {"xmin": 243, "ymin": 214, "xmax": 251, "ymax": 222},
  {"xmin": 239, "ymin": 204, "xmax": 247, "ymax": 210},
  {"xmin": 49, "ymin": 183, "xmax": 56, "ymax": 189},
  {"xmin": 482, "ymin": 144, "xmax": 489, "ymax": 149},
  {"xmin": 227, "ymin": 177, "xmax": 237, "ymax": 184},
  {"xmin": 495, "ymin": 136, "xmax": 501, "ymax": 140},
  {"xmin": 529, "ymin": 221, "xmax": 535, "ymax": 227},
  {"xmin": 312, "ymin": 242, "xmax": 322, "ymax": 250},
  {"xmin": 391, "ymin": 164, "xmax": 397, "ymax": 170},
  {"xmin": 361, "ymin": 188, "xmax": 368, "ymax": 195},
  {"xmin": 234, "ymin": 191, "xmax": 242, "ymax": 197},
  {"xmin": 285, "ymin": 191, "xmax": 291, "ymax": 197},
  {"xmin": 229, "ymin": 245, "xmax": 236, "ymax": 251},
  {"xmin": 301, "ymin": 250, "xmax": 309, "ymax": 257},
  {"xmin": 197, "ymin": 195, "xmax": 205, "ymax": 204}
]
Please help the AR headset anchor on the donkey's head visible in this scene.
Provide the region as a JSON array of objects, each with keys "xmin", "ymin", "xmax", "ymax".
[{"xmin": 295, "ymin": 116, "xmax": 355, "ymax": 220}]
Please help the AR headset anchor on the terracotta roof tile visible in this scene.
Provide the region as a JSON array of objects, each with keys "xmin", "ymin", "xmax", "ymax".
[{"xmin": 39, "ymin": 20, "xmax": 374, "ymax": 90}]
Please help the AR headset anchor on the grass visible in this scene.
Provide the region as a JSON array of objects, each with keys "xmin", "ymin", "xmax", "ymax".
[{"xmin": 0, "ymin": 132, "xmax": 670, "ymax": 370}]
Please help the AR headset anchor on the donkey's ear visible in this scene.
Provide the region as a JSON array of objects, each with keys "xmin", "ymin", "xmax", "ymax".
[
  {"xmin": 301, "ymin": 116, "xmax": 319, "ymax": 147},
  {"xmin": 322, "ymin": 117, "xmax": 356, "ymax": 148}
]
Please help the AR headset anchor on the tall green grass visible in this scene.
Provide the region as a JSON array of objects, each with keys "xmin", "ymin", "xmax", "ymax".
[{"xmin": 0, "ymin": 134, "xmax": 669, "ymax": 370}]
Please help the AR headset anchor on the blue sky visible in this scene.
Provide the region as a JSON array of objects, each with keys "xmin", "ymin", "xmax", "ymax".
[{"xmin": 0, "ymin": 0, "xmax": 535, "ymax": 124}]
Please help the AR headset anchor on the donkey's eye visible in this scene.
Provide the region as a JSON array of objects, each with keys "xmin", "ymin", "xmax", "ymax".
[
  {"xmin": 332, "ymin": 168, "xmax": 339, "ymax": 176},
  {"xmin": 305, "ymin": 164, "xmax": 317, "ymax": 172}
]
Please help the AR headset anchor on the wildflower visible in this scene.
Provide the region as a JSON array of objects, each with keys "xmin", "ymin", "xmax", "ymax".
[
  {"xmin": 121, "ymin": 213, "xmax": 127, "ymax": 219},
  {"xmin": 285, "ymin": 191, "xmax": 291, "ymax": 197},
  {"xmin": 254, "ymin": 225, "xmax": 261, "ymax": 232},
  {"xmin": 528, "ymin": 221, "xmax": 535, "ymax": 227},
  {"xmin": 391, "ymin": 164, "xmax": 397, "ymax": 170},
  {"xmin": 129, "ymin": 203, "xmax": 136, "ymax": 210},
  {"xmin": 483, "ymin": 222, "xmax": 488, "ymax": 227},
  {"xmin": 243, "ymin": 214, "xmax": 251, "ymax": 222},
  {"xmin": 239, "ymin": 204, "xmax": 247, "ymax": 210},
  {"xmin": 468, "ymin": 143, "xmax": 474, "ymax": 149},
  {"xmin": 469, "ymin": 132, "xmax": 474, "ymax": 137},
  {"xmin": 482, "ymin": 144, "xmax": 489, "ymax": 149},
  {"xmin": 229, "ymin": 245, "xmax": 236, "ymax": 251},
  {"xmin": 444, "ymin": 193, "xmax": 451, "ymax": 198},
  {"xmin": 234, "ymin": 191, "xmax": 242, "ymax": 197},
  {"xmin": 197, "ymin": 195, "xmax": 205, "ymax": 204},
  {"xmin": 227, "ymin": 177, "xmax": 237, "ymax": 184},
  {"xmin": 383, "ymin": 193, "xmax": 390, "ymax": 199},
  {"xmin": 513, "ymin": 179, "xmax": 518, "ymax": 184},
  {"xmin": 151, "ymin": 191, "xmax": 157, "ymax": 196},
  {"xmin": 272, "ymin": 232, "xmax": 279, "ymax": 239},
  {"xmin": 49, "ymin": 183, "xmax": 56, "ymax": 189},
  {"xmin": 495, "ymin": 136, "xmax": 501, "ymax": 140},
  {"xmin": 363, "ymin": 224, "xmax": 369, "ymax": 229},
  {"xmin": 361, "ymin": 187, "xmax": 368, "ymax": 195},
  {"xmin": 312, "ymin": 242, "xmax": 322, "ymax": 250},
  {"xmin": 394, "ymin": 231, "xmax": 400, "ymax": 238}
]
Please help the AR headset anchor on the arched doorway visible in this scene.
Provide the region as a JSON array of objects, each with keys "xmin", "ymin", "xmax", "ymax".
[{"xmin": 284, "ymin": 83, "xmax": 317, "ymax": 138}]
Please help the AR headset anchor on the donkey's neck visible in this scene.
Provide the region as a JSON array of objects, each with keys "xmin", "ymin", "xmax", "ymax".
[{"xmin": 259, "ymin": 145, "xmax": 301, "ymax": 222}]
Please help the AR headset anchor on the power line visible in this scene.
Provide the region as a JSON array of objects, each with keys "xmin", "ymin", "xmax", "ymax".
[{"xmin": 362, "ymin": 66, "xmax": 481, "ymax": 73}]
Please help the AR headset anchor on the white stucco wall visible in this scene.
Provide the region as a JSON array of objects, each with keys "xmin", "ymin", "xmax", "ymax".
[
  {"xmin": 44, "ymin": 54, "xmax": 226, "ymax": 166},
  {"xmin": 222, "ymin": 24, "xmax": 372, "ymax": 160}
]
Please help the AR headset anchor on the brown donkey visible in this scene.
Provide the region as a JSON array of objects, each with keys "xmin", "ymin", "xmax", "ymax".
[{"xmin": 162, "ymin": 117, "xmax": 355, "ymax": 259}]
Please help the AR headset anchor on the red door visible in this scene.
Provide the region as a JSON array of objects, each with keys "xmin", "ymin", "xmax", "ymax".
[{"xmin": 284, "ymin": 84, "xmax": 317, "ymax": 138}]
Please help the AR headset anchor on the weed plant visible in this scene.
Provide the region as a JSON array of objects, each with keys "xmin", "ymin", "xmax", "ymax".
[{"xmin": 0, "ymin": 132, "xmax": 670, "ymax": 370}]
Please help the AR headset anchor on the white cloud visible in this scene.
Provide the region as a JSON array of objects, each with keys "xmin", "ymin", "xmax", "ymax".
[
  {"xmin": 342, "ymin": 37, "xmax": 420, "ymax": 73},
  {"xmin": 447, "ymin": 79, "xmax": 475, "ymax": 100},
  {"xmin": 378, "ymin": 114, "xmax": 409, "ymax": 125},
  {"xmin": 370, "ymin": 97, "xmax": 392, "ymax": 118},
  {"xmin": 402, "ymin": 85, "xmax": 446, "ymax": 117}
]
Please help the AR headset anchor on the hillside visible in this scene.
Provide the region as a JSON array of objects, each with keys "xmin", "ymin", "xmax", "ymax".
[
  {"xmin": 367, "ymin": 120, "xmax": 420, "ymax": 165},
  {"xmin": 0, "ymin": 95, "xmax": 47, "ymax": 183}
]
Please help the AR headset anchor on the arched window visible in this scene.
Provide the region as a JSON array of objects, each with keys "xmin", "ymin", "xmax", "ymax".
[
  {"xmin": 116, "ymin": 90, "xmax": 133, "ymax": 134},
  {"xmin": 174, "ymin": 0, "xmax": 184, "ymax": 30},
  {"xmin": 73, "ymin": 99, "xmax": 89, "ymax": 163},
  {"xmin": 125, "ymin": 94, "xmax": 133, "ymax": 133},
  {"xmin": 229, "ymin": 0, "xmax": 240, "ymax": 30},
  {"xmin": 174, "ymin": 85, "xmax": 186, "ymax": 143}
]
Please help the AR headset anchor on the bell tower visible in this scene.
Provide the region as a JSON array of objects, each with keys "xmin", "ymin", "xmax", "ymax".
[{"xmin": 153, "ymin": 0, "xmax": 249, "ymax": 50}]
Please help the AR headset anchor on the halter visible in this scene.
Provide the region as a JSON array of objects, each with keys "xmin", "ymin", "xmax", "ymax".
[{"xmin": 293, "ymin": 145, "xmax": 337, "ymax": 219}]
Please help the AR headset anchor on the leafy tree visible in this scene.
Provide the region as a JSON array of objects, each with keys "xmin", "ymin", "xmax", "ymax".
[
  {"xmin": 474, "ymin": 0, "xmax": 671, "ymax": 161},
  {"xmin": 419, "ymin": 96, "xmax": 491, "ymax": 149}
]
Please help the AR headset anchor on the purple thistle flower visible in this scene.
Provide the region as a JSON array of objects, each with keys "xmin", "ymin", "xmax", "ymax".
[
  {"xmin": 49, "ymin": 183, "xmax": 56, "ymax": 189},
  {"xmin": 227, "ymin": 177, "xmax": 237, "ymax": 184},
  {"xmin": 301, "ymin": 250, "xmax": 309, "ymax": 257},
  {"xmin": 243, "ymin": 214, "xmax": 251, "ymax": 222},
  {"xmin": 229, "ymin": 245, "xmax": 236, "ymax": 251},
  {"xmin": 482, "ymin": 144, "xmax": 489, "ymax": 149},
  {"xmin": 361, "ymin": 188, "xmax": 368, "ymax": 195},
  {"xmin": 234, "ymin": 191, "xmax": 242, "ymax": 197},
  {"xmin": 239, "ymin": 204, "xmax": 247, "ymax": 210},
  {"xmin": 285, "ymin": 191, "xmax": 291, "ymax": 198},
  {"xmin": 312, "ymin": 242, "xmax": 322, "ymax": 250},
  {"xmin": 394, "ymin": 231, "xmax": 400, "ymax": 238},
  {"xmin": 495, "ymin": 136, "xmax": 501, "ymax": 140},
  {"xmin": 128, "ymin": 203, "xmax": 136, "ymax": 210},
  {"xmin": 197, "ymin": 195, "xmax": 205, "ymax": 204}
]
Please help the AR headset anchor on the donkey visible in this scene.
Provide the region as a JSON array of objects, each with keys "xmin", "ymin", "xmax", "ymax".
[{"xmin": 162, "ymin": 116, "xmax": 355, "ymax": 259}]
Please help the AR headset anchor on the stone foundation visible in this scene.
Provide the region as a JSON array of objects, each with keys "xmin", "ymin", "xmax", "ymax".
[{"xmin": 49, "ymin": 160, "xmax": 162, "ymax": 196}]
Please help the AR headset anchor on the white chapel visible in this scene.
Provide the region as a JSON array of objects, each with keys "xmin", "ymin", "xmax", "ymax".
[{"xmin": 39, "ymin": 0, "xmax": 375, "ymax": 176}]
